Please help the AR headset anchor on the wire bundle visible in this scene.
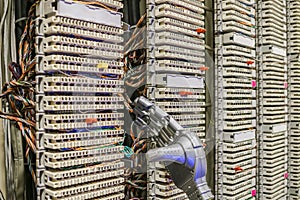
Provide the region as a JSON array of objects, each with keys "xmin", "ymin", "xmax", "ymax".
[{"xmin": 0, "ymin": 1, "xmax": 39, "ymax": 184}]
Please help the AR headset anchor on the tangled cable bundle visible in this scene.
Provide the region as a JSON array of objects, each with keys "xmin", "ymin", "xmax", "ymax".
[{"xmin": 0, "ymin": 1, "xmax": 38, "ymax": 184}]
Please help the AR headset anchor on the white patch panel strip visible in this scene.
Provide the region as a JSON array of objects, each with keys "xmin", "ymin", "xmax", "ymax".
[
  {"xmin": 219, "ymin": 162, "xmax": 257, "ymax": 174},
  {"xmin": 40, "ymin": 96, "xmax": 123, "ymax": 112},
  {"xmin": 43, "ymin": 24, "xmax": 123, "ymax": 43},
  {"xmin": 156, "ymin": 60, "xmax": 204, "ymax": 75},
  {"xmin": 222, "ymin": 78, "xmax": 253, "ymax": 88},
  {"xmin": 261, "ymin": 49, "xmax": 287, "ymax": 61},
  {"xmin": 261, "ymin": 18, "xmax": 286, "ymax": 30},
  {"xmin": 261, "ymin": 90, "xmax": 287, "ymax": 98},
  {"xmin": 42, "ymin": 16, "xmax": 123, "ymax": 36},
  {"xmin": 262, "ymin": 28, "xmax": 286, "ymax": 41},
  {"xmin": 223, "ymin": 67, "xmax": 256, "ymax": 79},
  {"xmin": 155, "ymin": 8, "xmax": 204, "ymax": 26},
  {"xmin": 222, "ymin": 0, "xmax": 255, "ymax": 15},
  {"xmin": 221, "ymin": 140, "xmax": 256, "ymax": 152},
  {"xmin": 223, "ymin": 110, "xmax": 256, "ymax": 120},
  {"xmin": 155, "ymin": 4, "xmax": 203, "ymax": 21},
  {"xmin": 185, "ymin": 126, "xmax": 206, "ymax": 134},
  {"xmin": 156, "ymin": 0, "xmax": 204, "ymax": 13},
  {"xmin": 41, "ymin": 76, "xmax": 124, "ymax": 94},
  {"xmin": 259, "ymin": 163, "xmax": 287, "ymax": 177},
  {"xmin": 153, "ymin": 87, "xmax": 205, "ymax": 99},
  {"xmin": 222, "ymin": 21, "xmax": 255, "ymax": 37},
  {"xmin": 156, "ymin": 17, "xmax": 203, "ymax": 32},
  {"xmin": 261, "ymin": 106, "xmax": 288, "ymax": 115},
  {"xmin": 41, "ymin": 54, "xmax": 123, "ymax": 71},
  {"xmin": 222, "ymin": 89, "xmax": 255, "ymax": 98},
  {"xmin": 262, "ymin": 1, "xmax": 286, "ymax": 15},
  {"xmin": 155, "ymin": 50, "xmax": 204, "ymax": 63},
  {"xmin": 45, "ymin": 168, "xmax": 124, "ymax": 188},
  {"xmin": 221, "ymin": 179, "xmax": 255, "ymax": 195},
  {"xmin": 43, "ymin": 113, "xmax": 124, "ymax": 130},
  {"xmin": 261, "ymin": 80, "xmax": 287, "ymax": 89},
  {"xmin": 156, "ymin": 32, "xmax": 204, "ymax": 50},
  {"xmin": 223, "ymin": 45, "xmax": 255, "ymax": 58},
  {"xmin": 222, "ymin": 10, "xmax": 255, "ymax": 25},
  {"xmin": 222, "ymin": 192, "xmax": 254, "ymax": 200},
  {"xmin": 37, "ymin": 0, "xmax": 122, "ymax": 28},
  {"xmin": 261, "ymin": 115, "xmax": 288, "ymax": 124},
  {"xmin": 44, "ymin": 134, "xmax": 123, "ymax": 149},
  {"xmin": 156, "ymin": 45, "xmax": 205, "ymax": 60},
  {"xmin": 259, "ymin": 189, "xmax": 287, "ymax": 200},
  {"xmin": 44, "ymin": 180, "xmax": 124, "ymax": 199},
  {"xmin": 223, "ymin": 99, "xmax": 256, "ymax": 109},
  {"xmin": 223, "ymin": 120, "xmax": 256, "ymax": 131},
  {"xmin": 41, "ymin": 36, "xmax": 123, "ymax": 58},
  {"xmin": 223, "ymin": 57, "xmax": 255, "ymax": 68},
  {"xmin": 155, "ymin": 21, "xmax": 200, "ymax": 38},
  {"xmin": 155, "ymin": 187, "xmax": 185, "ymax": 197},
  {"xmin": 222, "ymin": 149, "xmax": 256, "ymax": 163},
  {"xmin": 261, "ymin": 36, "xmax": 287, "ymax": 48},
  {"xmin": 223, "ymin": 171, "xmax": 255, "ymax": 185},
  {"xmin": 155, "ymin": 102, "xmax": 205, "ymax": 113},
  {"xmin": 261, "ymin": 64, "xmax": 287, "ymax": 73},
  {"xmin": 262, "ymin": 71, "xmax": 287, "ymax": 80},
  {"xmin": 261, "ymin": 10, "xmax": 286, "ymax": 24},
  {"xmin": 261, "ymin": 131, "xmax": 288, "ymax": 142},
  {"xmin": 44, "ymin": 148, "xmax": 124, "ymax": 169}
]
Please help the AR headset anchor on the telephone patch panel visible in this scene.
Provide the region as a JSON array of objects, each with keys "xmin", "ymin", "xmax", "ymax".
[
  {"xmin": 44, "ymin": 178, "xmax": 124, "ymax": 199},
  {"xmin": 222, "ymin": 0, "xmax": 256, "ymax": 15},
  {"xmin": 43, "ymin": 24, "xmax": 123, "ymax": 44},
  {"xmin": 156, "ymin": 193, "xmax": 187, "ymax": 200},
  {"xmin": 222, "ymin": 10, "xmax": 255, "ymax": 25},
  {"xmin": 222, "ymin": 21, "xmax": 255, "ymax": 36},
  {"xmin": 259, "ymin": 99, "xmax": 287, "ymax": 107},
  {"xmin": 261, "ymin": 80, "xmax": 287, "ymax": 89},
  {"xmin": 156, "ymin": 60, "xmax": 204, "ymax": 75},
  {"xmin": 223, "ymin": 110, "xmax": 256, "ymax": 120},
  {"xmin": 40, "ymin": 96, "xmax": 123, "ymax": 112},
  {"xmin": 223, "ymin": 57, "xmax": 255, "ymax": 68},
  {"xmin": 155, "ymin": 8, "xmax": 204, "ymax": 26},
  {"xmin": 42, "ymin": 16, "xmax": 123, "ymax": 36},
  {"xmin": 156, "ymin": 45, "xmax": 205, "ymax": 59},
  {"xmin": 221, "ymin": 193, "xmax": 254, "ymax": 200},
  {"xmin": 221, "ymin": 179, "xmax": 255, "ymax": 195},
  {"xmin": 262, "ymin": 71, "xmax": 287, "ymax": 80},
  {"xmin": 261, "ymin": 10, "xmax": 286, "ymax": 24},
  {"xmin": 260, "ymin": 106, "xmax": 288, "ymax": 115},
  {"xmin": 45, "ymin": 168, "xmax": 124, "ymax": 188},
  {"xmin": 222, "ymin": 99, "xmax": 256, "ymax": 109},
  {"xmin": 44, "ymin": 151, "xmax": 124, "ymax": 169},
  {"xmin": 262, "ymin": 27, "xmax": 287, "ymax": 40},
  {"xmin": 222, "ymin": 78, "xmax": 253, "ymax": 88},
  {"xmin": 156, "ymin": 74, "xmax": 204, "ymax": 89},
  {"xmin": 155, "ymin": 22, "xmax": 202, "ymax": 38},
  {"xmin": 153, "ymin": 87, "xmax": 205, "ymax": 99},
  {"xmin": 223, "ymin": 120, "xmax": 256, "ymax": 131},
  {"xmin": 261, "ymin": 37, "xmax": 287, "ymax": 48},
  {"xmin": 155, "ymin": 17, "xmax": 203, "ymax": 32},
  {"xmin": 155, "ymin": 4, "xmax": 203, "ymax": 21},
  {"xmin": 221, "ymin": 140, "xmax": 256, "ymax": 152},
  {"xmin": 261, "ymin": 19, "xmax": 286, "ymax": 31},
  {"xmin": 155, "ymin": 32, "xmax": 205, "ymax": 51},
  {"xmin": 262, "ymin": 2, "xmax": 286, "ymax": 15},
  {"xmin": 155, "ymin": 50, "xmax": 205, "ymax": 63},
  {"xmin": 222, "ymin": 172, "xmax": 255, "ymax": 185},
  {"xmin": 261, "ymin": 115, "xmax": 288, "ymax": 124},
  {"xmin": 41, "ymin": 76, "xmax": 124, "ymax": 94},
  {"xmin": 259, "ymin": 188, "xmax": 287, "ymax": 200},
  {"xmin": 222, "ymin": 45, "xmax": 255, "ymax": 58},
  {"xmin": 155, "ymin": 0, "xmax": 204, "ymax": 13},
  {"xmin": 43, "ymin": 113, "xmax": 124, "ymax": 130},
  {"xmin": 220, "ymin": 160, "xmax": 256, "ymax": 174},
  {"xmin": 222, "ymin": 89, "xmax": 255, "ymax": 98},
  {"xmin": 260, "ymin": 90, "xmax": 287, "ymax": 98},
  {"xmin": 44, "ymin": 135, "xmax": 123, "ymax": 150}
]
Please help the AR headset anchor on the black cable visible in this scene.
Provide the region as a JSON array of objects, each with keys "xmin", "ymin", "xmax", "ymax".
[{"xmin": 0, "ymin": 190, "xmax": 5, "ymax": 200}]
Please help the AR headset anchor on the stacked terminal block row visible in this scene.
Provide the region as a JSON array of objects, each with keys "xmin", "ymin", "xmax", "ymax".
[
  {"xmin": 35, "ymin": 0, "xmax": 125, "ymax": 199},
  {"xmin": 215, "ymin": 0, "xmax": 257, "ymax": 199},
  {"xmin": 146, "ymin": 0, "xmax": 206, "ymax": 199},
  {"xmin": 257, "ymin": 0, "xmax": 288, "ymax": 199},
  {"xmin": 288, "ymin": 0, "xmax": 300, "ymax": 199}
]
